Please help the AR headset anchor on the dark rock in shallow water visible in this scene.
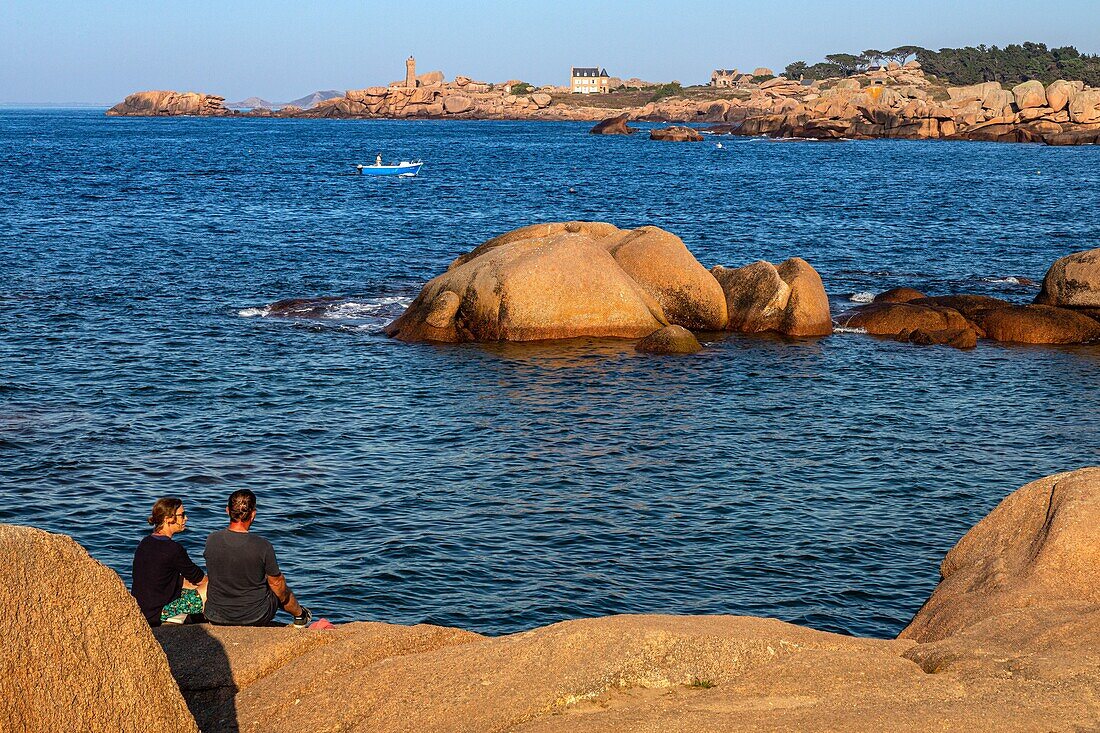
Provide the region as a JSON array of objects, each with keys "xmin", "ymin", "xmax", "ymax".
[
  {"xmin": 972, "ymin": 304, "xmax": 1100, "ymax": 344},
  {"xmin": 897, "ymin": 327, "xmax": 977, "ymax": 349},
  {"xmin": 873, "ymin": 287, "xmax": 926, "ymax": 304},
  {"xmin": 650, "ymin": 126, "xmax": 703, "ymax": 142},
  {"xmin": 589, "ymin": 113, "xmax": 636, "ymax": 135},
  {"xmin": 266, "ymin": 296, "xmax": 345, "ymax": 318},
  {"xmin": 836, "ymin": 302, "xmax": 970, "ymax": 336}
]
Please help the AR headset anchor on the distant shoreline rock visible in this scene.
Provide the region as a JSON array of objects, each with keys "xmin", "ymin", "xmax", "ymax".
[{"xmin": 106, "ymin": 67, "xmax": 1100, "ymax": 145}]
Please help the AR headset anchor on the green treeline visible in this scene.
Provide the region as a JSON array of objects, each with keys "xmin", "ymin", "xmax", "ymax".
[{"xmin": 784, "ymin": 43, "xmax": 1100, "ymax": 87}]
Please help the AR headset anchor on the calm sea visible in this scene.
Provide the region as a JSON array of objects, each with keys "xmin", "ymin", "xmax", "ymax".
[{"xmin": 1, "ymin": 109, "xmax": 1098, "ymax": 637}]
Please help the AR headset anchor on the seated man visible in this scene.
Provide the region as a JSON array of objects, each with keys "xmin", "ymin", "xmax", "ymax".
[
  {"xmin": 131, "ymin": 497, "xmax": 207, "ymax": 625},
  {"xmin": 203, "ymin": 489, "xmax": 311, "ymax": 627}
]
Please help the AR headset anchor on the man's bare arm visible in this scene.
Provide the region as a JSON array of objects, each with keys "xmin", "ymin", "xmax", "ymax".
[{"xmin": 266, "ymin": 574, "xmax": 303, "ymax": 617}]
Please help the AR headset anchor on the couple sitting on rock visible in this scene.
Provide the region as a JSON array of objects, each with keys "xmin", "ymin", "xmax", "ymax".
[{"xmin": 131, "ymin": 489, "xmax": 311, "ymax": 628}]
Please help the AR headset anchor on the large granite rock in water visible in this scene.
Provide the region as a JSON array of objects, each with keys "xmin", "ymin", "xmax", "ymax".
[
  {"xmin": 384, "ymin": 222, "xmax": 728, "ymax": 342},
  {"xmin": 0, "ymin": 525, "xmax": 198, "ymax": 733},
  {"xmin": 1035, "ymin": 247, "xmax": 1100, "ymax": 308},
  {"xmin": 710, "ymin": 258, "xmax": 832, "ymax": 337}
]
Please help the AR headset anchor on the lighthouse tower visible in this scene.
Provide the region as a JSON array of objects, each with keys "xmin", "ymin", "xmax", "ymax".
[{"xmin": 405, "ymin": 56, "xmax": 416, "ymax": 88}]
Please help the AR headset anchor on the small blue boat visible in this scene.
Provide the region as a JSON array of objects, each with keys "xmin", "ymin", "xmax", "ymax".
[{"xmin": 356, "ymin": 160, "xmax": 423, "ymax": 177}]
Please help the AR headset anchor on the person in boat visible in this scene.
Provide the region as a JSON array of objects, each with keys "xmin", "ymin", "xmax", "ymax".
[
  {"xmin": 131, "ymin": 497, "xmax": 207, "ymax": 626},
  {"xmin": 203, "ymin": 489, "xmax": 311, "ymax": 627},
  {"xmin": 375, "ymin": 153, "xmax": 382, "ymax": 166}
]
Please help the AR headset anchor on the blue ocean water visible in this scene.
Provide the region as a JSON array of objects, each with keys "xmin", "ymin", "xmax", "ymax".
[{"xmin": 1, "ymin": 109, "xmax": 1098, "ymax": 637}]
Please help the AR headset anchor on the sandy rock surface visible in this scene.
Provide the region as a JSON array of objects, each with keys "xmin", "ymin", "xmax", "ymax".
[{"xmin": 0, "ymin": 525, "xmax": 198, "ymax": 733}]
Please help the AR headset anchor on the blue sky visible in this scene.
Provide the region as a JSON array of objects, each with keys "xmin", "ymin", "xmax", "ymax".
[{"xmin": 2, "ymin": 0, "xmax": 1097, "ymax": 103}]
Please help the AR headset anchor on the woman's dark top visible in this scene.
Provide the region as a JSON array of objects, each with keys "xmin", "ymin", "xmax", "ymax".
[{"xmin": 131, "ymin": 534, "xmax": 205, "ymax": 625}]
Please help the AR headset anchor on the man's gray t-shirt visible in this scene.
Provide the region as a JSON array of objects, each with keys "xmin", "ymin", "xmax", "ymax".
[{"xmin": 203, "ymin": 529, "xmax": 281, "ymax": 625}]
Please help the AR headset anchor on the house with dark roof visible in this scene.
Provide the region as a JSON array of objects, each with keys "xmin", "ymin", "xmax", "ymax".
[{"xmin": 570, "ymin": 67, "xmax": 610, "ymax": 94}]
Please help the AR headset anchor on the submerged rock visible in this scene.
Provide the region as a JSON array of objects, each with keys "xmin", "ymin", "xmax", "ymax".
[
  {"xmin": 635, "ymin": 325, "xmax": 703, "ymax": 354},
  {"xmin": 897, "ymin": 327, "xmax": 977, "ymax": 349},
  {"xmin": 0, "ymin": 525, "xmax": 198, "ymax": 733}
]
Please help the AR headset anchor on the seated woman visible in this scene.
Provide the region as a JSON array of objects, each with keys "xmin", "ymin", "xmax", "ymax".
[{"xmin": 131, "ymin": 497, "xmax": 207, "ymax": 625}]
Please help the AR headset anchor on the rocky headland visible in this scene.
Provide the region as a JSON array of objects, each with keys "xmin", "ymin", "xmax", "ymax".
[
  {"xmin": 375, "ymin": 222, "xmax": 1100, "ymax": 352},
  {"xmin": 107, "ymin": 61, "xmax": 1100, "ymax": 145},
  {"xmin": 3, "ymin": 467, "xmax": 1099, "ymax": 732}
]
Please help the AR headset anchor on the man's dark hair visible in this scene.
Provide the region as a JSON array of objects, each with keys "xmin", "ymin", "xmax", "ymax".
[{"xmin": 227, "ymin": 489, "xmax": 257, "ymax": 522}]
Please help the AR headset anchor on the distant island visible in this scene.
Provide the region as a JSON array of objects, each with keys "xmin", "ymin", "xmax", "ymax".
[
  {"xmin": 106, "ymin": 43, "xmax": 1100, "ymax": 146},
  {"xmin": 223, "ymin": 90, "xmax": 344, "ymax": 111}
]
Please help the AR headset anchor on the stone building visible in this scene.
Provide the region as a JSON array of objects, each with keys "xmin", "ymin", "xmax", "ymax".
[
  {"xmin": 711, "ymin": 69, "xmax": 739, "ymax": 88},
  {"xmin": 571, "ymin": 67, "xmax": 610, "ymax": 94}
]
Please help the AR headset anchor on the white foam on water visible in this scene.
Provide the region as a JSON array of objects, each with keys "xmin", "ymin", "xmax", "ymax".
[
  {"xmin": 238, "ymin": 307, "xmax": 270, "ymax": 317},
  {"xmin": 981, "ymin": 276, "xmax": 1036, "ymax": 287},
  {"xmin": 323, "ymin": 296, "xmax": 412, "ymax": 319},
  {"xmin": 849, "ymin": 291, "xmax": 875, "ymax": 303},
  {"xmin": 832, "ymin": 325, "xmax": 868, "ymax": 334}
]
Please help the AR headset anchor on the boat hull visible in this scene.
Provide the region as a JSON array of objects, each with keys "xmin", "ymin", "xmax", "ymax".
[{"xmin": 359, "ymin": 162, "xmax": 422, "ymax": 177}]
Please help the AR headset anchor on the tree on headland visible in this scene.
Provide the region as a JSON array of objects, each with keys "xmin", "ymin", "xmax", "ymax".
[
  {"xmin": 824, "ymin": 53, "xmax": 864, "ymax": 75},
  {"xmin": 785, "ymin": 42, "xmax": 1100, "ymax": 86}
]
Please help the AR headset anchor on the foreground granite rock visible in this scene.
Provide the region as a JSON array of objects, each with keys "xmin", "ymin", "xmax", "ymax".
[
  {"xmin": 0, "ymin": 525, "xmax": 197, "ymax": 733},
  {"xmin": 7, "ymin": 468, "xmax": 1100, "ymax": 731},
  {"xmin": 143, "ymin": 467, "xmax": 1097, "ymax": 733}
]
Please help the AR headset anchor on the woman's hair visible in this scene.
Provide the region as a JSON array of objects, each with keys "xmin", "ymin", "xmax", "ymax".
[
  {"xmin": 227, "ymin": 489, "xmax": 257, "ymax": 522},
  {"xmin": 148, "ymin": 497, "xmax": 183, "ymax": 529}
]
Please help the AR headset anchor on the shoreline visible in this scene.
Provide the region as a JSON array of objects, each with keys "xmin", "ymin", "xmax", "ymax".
[
  {"xmin": 104, "ymin": 66, "xmax": 1100, "ymax": 145},
  {"xmin": 6, "ymin": 467, "xmax": 1100, "ymax": 731}
]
